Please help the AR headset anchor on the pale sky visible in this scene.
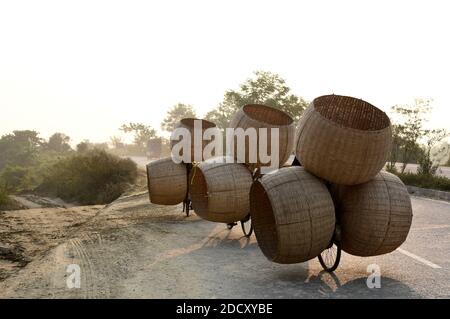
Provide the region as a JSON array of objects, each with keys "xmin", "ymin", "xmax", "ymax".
[{"xmin": 0, "ymin": 0, "xmax": 449, "ymax": 144}]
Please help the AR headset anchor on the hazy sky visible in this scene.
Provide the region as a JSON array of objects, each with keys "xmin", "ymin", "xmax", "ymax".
[{"xmin": 1, "ymin": 0, "xmax": 449, "ymax": 144}]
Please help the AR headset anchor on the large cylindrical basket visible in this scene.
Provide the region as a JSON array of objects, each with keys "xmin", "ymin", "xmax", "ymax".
[
  {"xmin": 146, "ymin": 157, "xmax": 188, "ymax": 205},
  {"xmin": 189, "ymin": 157, "xmax": 253, "ymax": 223},
  {"xmin": 331, "ymin": 171, "xmax": 413, "ymax": 257},
  {"xmin": 229, "ymin": 104, "xmax": 295, "ymax": 168},
  {"xmin": 295, "ymin": 95, "xmax": 392, "ymax": 185},
  {"xmin": 250, "ymin": 166, "xmax": 336, "ymax": 264},
  {"xmin": 171, "ymin": 118, "xmax": 217, "ymax": 163}
]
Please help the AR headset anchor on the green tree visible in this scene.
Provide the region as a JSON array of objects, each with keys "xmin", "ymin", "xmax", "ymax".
[
  {"xmin": 391, "ymin": 99, "xmax": 432, "ymax": 173},
  {"xmin": 0, "ymin": 183, "xmax": 10, "ymax": 208},
  {"xmin": 46, "ymin": 133, "xmax": 72, "ymax": 153},
  {"xmin": 0, "ymin": 164, "xmax": 33, "ymax": 192},
  {"xmin": 386, "ymin": 124, "xmax": 403, "ymax": 173},
  {"xmin": 110, "ymin": 136, "xmax": 124, "ymax": 149},
  {"xmin": 161, "ymin": 103, "xmax": 197, "ymax": 132},
  {"xmin": 76, "ymin": 140, "xmax": 90, "ymax": 153},
  {"xmin": 0, "ymin": 130, "xmax": 43, "ymax": 170},
  {"xmin": 120, "ymin": 123, "xmax": 157, "ymax": 150},
  {"xmin": 417, "ymin": 129, "xmax": 449, "ymax": 175},
  {"xmin": 205, "ymin": 71, "xmax": 308, "ymax": 129},
  {"xmin": 434, "ymin": 142, "xmax": 450, "ymax": 166}
]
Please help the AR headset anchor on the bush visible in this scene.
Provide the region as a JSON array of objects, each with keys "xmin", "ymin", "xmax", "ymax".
[
  {"xmin": 0, "ymin": 164, "xmax": 34, "ymax": 193},
  {"xmin": 395, "ymin": 172, "xmax": 450, "ymax": 192},
  {"xmin": 37, "ymin": 149, "xmax": 137, "ymax": 205},
  {"xmin": 385, "ymin": 165, "xmax": 398, "ymax": 174},
  {"xmin": 0, "ymin": 184, "xmax": 10, "ymax": 208}
]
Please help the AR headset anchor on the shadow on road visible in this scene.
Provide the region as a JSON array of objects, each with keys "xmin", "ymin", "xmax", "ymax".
[{"xmin": 305, "ymin": 272, "xmax": 420, "ymax": 298}]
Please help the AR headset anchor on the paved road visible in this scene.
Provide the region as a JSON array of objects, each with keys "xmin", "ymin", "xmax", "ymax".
[{"xmin": 1, "ymin": 194, "xmax": 449, "ymax": 298}]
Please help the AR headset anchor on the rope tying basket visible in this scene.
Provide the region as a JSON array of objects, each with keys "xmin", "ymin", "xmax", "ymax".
[
  {"xmin": 331, "ymin": 171, "xmax": 413, "ymax": 257},
  {"xmin": 189, "ymin": 157, "xmax": 253, "ymax": 223},
  {"xmin": 295, "ymin": 95, "xmax": 392, "ymax": 185},
  {"xmin": 229, "ymin": 104, "xmax": 295, "ymax": 168},
  {"xmin": 146, "ymin": 157, "xmax": 187, "ymax": 205},
  {"xmin": 250, "ymin": 167, "xmax": 335, "ymax": 264},
  {"xmin": 171, "ymin": 118, "xmax": 217, "ymax": 163}
]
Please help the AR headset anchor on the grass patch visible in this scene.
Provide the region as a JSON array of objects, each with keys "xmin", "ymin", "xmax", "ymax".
[{"xmin": 394, "ymin": 172, "xmax": 450, "ymax": 192}]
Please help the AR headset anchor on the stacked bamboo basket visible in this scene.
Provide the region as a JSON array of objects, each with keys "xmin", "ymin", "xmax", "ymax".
[
  {"xmin": 251, "ymin": 94, "xmax": 413, "ymax": 264},
  {"xmin": 147, "ymin": 118, "xmax": 217, "ymax": 207},
  {"xmin": 146, "ymin": 94, "xmax": 413, "ymax": 270}
]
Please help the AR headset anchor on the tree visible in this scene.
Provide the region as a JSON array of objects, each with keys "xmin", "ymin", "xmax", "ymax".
[
  {"xmin": 0, "ymin": 164, "xmax": 33, "ymax": 192},
  {"xmin": 110, "ymin": 136, "xmax": 124, "ymax": 149},
  {"xmin": 0, "ymin": 130, "xmax": 43, "ymax": 170},
  {"xmin": 386, "ymin": 124, "xmax": 403, "ymax": 172},
  {"xmin": 434, "ymin": 142, "xmax": 450, "ymax": 166},
  {"xmin": 446, "ymin": 147, "xmax": 450, "ymax": 166},
  {"xmin": 161, "ymin": 103, "xmax": 197, "ymax": 132},
  {"xmin": 417, "ymin": 129, "xmax": 449, "ymax": 175},
  {"xmin": 46, "ymin": 133, "xmax": 72, "ymax": 153},
  {"xmin": 120, "ymin": 123, "xmax": 157, "ymax": 150},
  {"xmin": 391, "ymin": 99, "xmax": 432, "ymax": 173},
  {"xmin": 76, "ymin": 140, "xmax": 90, "ymax": 153},
  {"xmin": 0, "ymin": 183, "xmax": 10, "ymax": 208},
  {"xmin": 205, "ymin": 71, "xmax": 309, "ymax": 129}
]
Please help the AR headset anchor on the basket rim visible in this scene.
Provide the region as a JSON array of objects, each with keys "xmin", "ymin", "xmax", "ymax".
[
  {"xmin": 180, "ymin": 117, "xmax": 217, "ymax": 129},
  {"xmin": 242, "ymin": 104, "xmax": 294, "ymax": 126},
  {"xmin": 312, "ymin": 94, "xmax": 391, "ymax": 132}
]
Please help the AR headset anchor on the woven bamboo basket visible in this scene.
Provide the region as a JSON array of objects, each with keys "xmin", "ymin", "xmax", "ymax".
[
  {"xmin": 332, "ymin": 171, "xmax": 413, "ymax": 257},
  {"xmin": 146, "ymin": 158, "xmax": 188, "ymax": 205},
  {"xmin": 171, "ymin": 118, "xmax": 217, "ymax": 163},
  {"xmin": 189, "ymin": 157, "xmax": 253, "ymax": 223},
  {"xmin": 250, "ymin": 166, "xmax": 335, "ymax": 264},
  {"xmin": 229, "ymin": 104, "xmax": 295, "ymax": 168},
  {"xmin": 295, "ymin": 95, "xmax": 392, "ymax": 185}
]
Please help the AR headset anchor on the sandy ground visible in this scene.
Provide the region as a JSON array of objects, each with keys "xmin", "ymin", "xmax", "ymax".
[
  {"xmin": 0, "ymin": 205, "xmax": 103, "ymax": 282},
  {"xmin": 11, "ymin": 195, "xmax": 77, "ymax": 209},
  {"xmin": 0, "ymin": 190, "xmax": 449, "ymax": 299}
]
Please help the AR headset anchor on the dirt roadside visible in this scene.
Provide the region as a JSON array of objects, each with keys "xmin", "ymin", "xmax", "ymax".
[
  {"xmin": 0, "ymin": 191, "xmax": 200, "ymax": 298},
  {"xmin": 0, "ymin": 205, "xmax": 104, "ymax": 281},
  {"xmin": 0, "ymin": 170, "xmax": 150, "ymax": 288}
]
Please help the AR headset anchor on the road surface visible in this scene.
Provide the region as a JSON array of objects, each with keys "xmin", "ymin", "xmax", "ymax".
[{"xmin": 1, "ymin": 193, "xmax": 449, "ymax": 298}]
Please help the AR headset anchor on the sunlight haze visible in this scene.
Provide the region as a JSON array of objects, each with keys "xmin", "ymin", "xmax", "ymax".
[{"xmin": 1, "ymin": 0, "xmax": 449, "ymax": 144}]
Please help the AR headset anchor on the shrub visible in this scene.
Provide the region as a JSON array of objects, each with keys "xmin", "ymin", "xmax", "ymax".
[
  {"xmin": 0, "ymin": 164, "xmax": 34, "ymax": 193},
  {"xmin": 37, "ymin": 149, "xmax": 137, "ymax": 205},
  {"xmin": 0, "ymin": 184, "xmax": 10, "ymax": 208},
  {"xmin": 395, "ymin": 172, "xmax": 450, "ymax": 192},
  {"xmin": 385, "ymin": 165, "xmax": 398, "ymax": 174}
]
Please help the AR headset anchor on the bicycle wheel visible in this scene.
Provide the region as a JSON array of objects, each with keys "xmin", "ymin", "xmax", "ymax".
[
  {"xmin": 318, "ymin": 241, "xmax": 341, "ymax": 272},
  {"xmin": 240, "ymin": 218, "xmax": 253, "ymax": 238}
]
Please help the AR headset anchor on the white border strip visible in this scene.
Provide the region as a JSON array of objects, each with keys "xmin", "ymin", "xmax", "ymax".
[{"xmin": 397, "ymin": 248, "xmax": 442, "ymax": 269}]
